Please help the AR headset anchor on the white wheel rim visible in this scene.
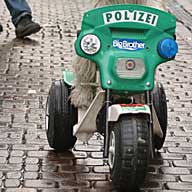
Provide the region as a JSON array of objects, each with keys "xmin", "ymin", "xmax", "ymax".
[{"xmin": 108, "ymin": 131, "xmax": 115, "ymax": 169}]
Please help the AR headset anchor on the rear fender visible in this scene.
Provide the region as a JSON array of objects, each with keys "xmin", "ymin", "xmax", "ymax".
[
  {"xmin": 108, "ymin": 104, "xmax": 151, "ymax": 122},
  {"xmin": 108, "ymin": 103, "xmax": 163, "ymax": 138}
]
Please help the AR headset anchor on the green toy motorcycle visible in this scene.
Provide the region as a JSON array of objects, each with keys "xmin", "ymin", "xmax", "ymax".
[{"xmin": 45, "ymin": 4, "xmax": 178, "ymax": 190}]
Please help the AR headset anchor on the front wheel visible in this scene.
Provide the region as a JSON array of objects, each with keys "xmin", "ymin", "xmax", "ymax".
[{"xmin": 108, "ymin": 115, "xmax": 151, "ymax": 191}]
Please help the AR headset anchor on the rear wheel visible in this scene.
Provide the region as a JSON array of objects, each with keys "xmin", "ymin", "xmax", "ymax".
[
  {"xmin": 108, "ymin": 114, "xmax": 150, "ymax": 191},
  {"xmin": 152, "ymin": 82, "xmax": 167, "ymax": 150},
  {"xmin": 0, "ymin": 23, "xmax": 2, "ymax": 32},
  {"xmin": 45, "ymin": 80, "xmax": 77, "ymax": 151}
]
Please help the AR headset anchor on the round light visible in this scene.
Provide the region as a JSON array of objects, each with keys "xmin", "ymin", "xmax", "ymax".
[
  {"xmin": 125, "ymin": 59, "xmax": 136, "ymax": 70},
  {"xmin": 158, "ymin": 38, "xmax": 178, "ymax": 59},
  {"xmin": 80, "ymin": 34, "xmax": 101, "ymax": 55}
]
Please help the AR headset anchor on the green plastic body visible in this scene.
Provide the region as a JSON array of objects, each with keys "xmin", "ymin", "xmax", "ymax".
[{"xmin": 75, "ymin": 4, "xmax": 177, "ymax": 92}]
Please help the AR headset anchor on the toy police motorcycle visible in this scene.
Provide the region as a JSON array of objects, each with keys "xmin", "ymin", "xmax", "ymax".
[{"xmin": 45, "ymin": 4, "xmax": 178, "ymax": 190}]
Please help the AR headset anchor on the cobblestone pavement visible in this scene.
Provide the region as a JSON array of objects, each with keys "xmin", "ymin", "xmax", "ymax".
[{"xmin": 0, "ymin": 0, "xmax": 192, "ymax": 191}]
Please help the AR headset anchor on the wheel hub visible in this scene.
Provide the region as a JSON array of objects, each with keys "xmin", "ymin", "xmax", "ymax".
[
  {"xmin": 108, "ymin": 130, "xmax": 115, "ymax": 169},
  {"xmin": 45, "ymin": 97, "xmax": 49, "ymax": 132}
]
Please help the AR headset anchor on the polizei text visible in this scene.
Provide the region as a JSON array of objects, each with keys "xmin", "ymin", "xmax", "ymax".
[{"xmin": 103, "ymin": 10, "xmax": 159, "ymax": 26}]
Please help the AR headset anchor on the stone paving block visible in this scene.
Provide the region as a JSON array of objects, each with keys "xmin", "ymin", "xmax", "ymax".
[
  {"xmin": 5, "ymin": 179, "xmax": 20, "ymax": 187},
  {"xmin": 72, "ymin": 151, "xmax": 88, "ymax": 159},
  {"xmin": 74, "ymin": 143, "xmax": 103, "ymax": 152},
  {"xmin": 173, "ymin": 160, "xmax": 192, "ymax": 168},
  {"xmin": 25, "ymin": 164, "xmax": 39, "ymax": 172},
  {"xmin": 24, "ymin": 179, "xmax": 56, "ymax": 188},
  {"xmin": 6, "ymin": 189, "xmax": 37, "ymax": 192},
  {"xmin": 165, "ymin": 182, "xmax": 192, "ymax": 191},
  {"xmin": 76, "ymin": 173, "xmax": 107, "ymax": 181},
  {"xmin": 145, "ymin": 173, "xmax": 176, "ymax": 182},
  {"xmin": 12, "ymin": 144, "xmax": 40, "ymax": 151},
  {"xmin": 9, "ymin": 157, "xmax": 23, "ymax": 164},
  {"xmin": 6, "ymin": 172, "xmax": 21, "ymax": 179},
  {"xmin": 93, "ymin": 166, "xmax": 110, "ymax": 174},
  {"xmin": 185, "ymin": 154, "xmax": 192, "ymax": 160},
  {"xmin": 159, "ymin": 167, "xmax": 190, "ymax": 175},
  {"xmin": 59, "ymin": 165, "xmax": 90, "ymax": 173},
  {"xmin": 168, "ymin": 147, "xmax": 192, "ymax": 154},
  {"xmin": 141, "ymin": 181, "xmax": 162, "ymax": 190},
  {"xmin": 153, "ymin": 191, "xmax": 187, "ymax": 192},
  {"xmin": 60, "ymin": 179, "xmax": 90, "ymax": 189},
  {"xmin": 42, "ymin": 172, "xmax": 74, "ymax": 181},
  {"xmin": 41, "ymin": 190, "xmax": 75, "ymax": 192},
  {"xmin": 28, "ymin": 151, "xmax": 49, "ymax": 158},
  {"xmin": 24, "ymin": 172, "xmax": 38, "ymax": 180},
  {"xmin": 180, "ymin": 175, "xmax": 192, "ymax": 183},
  {"xmin": 93, "ymin": 180, "xmax": 112, "ymax": 189},
  {"xmin": 75, "ymin": 158, "xmax": 104, "ymax": 166}
]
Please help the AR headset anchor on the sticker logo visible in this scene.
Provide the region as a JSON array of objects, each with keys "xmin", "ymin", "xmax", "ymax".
[{"xmin": 113, "ymin": 39, "xmax": 145, "ymax": 51}]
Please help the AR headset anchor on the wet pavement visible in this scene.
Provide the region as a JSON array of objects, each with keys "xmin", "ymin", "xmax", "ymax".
[{"xmin": 0, "ymin": 0, "xmax": 192, "ymax": 191}]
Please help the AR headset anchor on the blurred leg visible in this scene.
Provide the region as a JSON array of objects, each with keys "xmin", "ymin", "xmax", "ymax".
[
  {"xmin": 4, "ymin": 0, "xmax": 41, "ymax": 37},
  {"xmin": 4, "ymin": 0, "xmax": 32, "ymax": 26}
]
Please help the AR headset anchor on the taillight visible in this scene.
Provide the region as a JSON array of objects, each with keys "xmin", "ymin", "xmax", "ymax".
[{"xmin": 115, "ymin": 58, "xmax": 145, "ymax": 79}]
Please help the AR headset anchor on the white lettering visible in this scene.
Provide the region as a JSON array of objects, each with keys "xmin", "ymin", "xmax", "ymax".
[
  {"xmin": 113, "ymin": 39, "xmax": 145, "ymax": 51},
  {"xmin": 103, "ymin": 10, "xmax": 159, "ymax": 26}
]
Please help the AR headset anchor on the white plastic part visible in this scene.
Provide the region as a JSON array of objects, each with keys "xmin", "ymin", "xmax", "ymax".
[
  {"xmin": 152, "ymin": 105, "xmax": 163, "ymax": 138},
  {"xmin": 108, "ymin": 104, "xmax": 151, "ymax": 122},
  {"xmin": 108, "ymin": 104, "xmax": 163, "ymax": 138},
  {"xmin": 73, "ymin": 90, "xmax": 105, "ymax": 142}
]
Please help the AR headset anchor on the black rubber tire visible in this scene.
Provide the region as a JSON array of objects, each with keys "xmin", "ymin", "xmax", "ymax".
[
  {"xmin": 0, "ymin": 23, "xmax": 2, "ymax": 32},
  {"xmin": 152, "ymin": 82, "xmax": 167, "ymax": 150},
  {"xmin": 109, "ymin": 114, "xmax": 150, "ymax": 191},
  {"xmin": 46, "ymin": 80, "xmax": 77, "ymax": 151}
]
